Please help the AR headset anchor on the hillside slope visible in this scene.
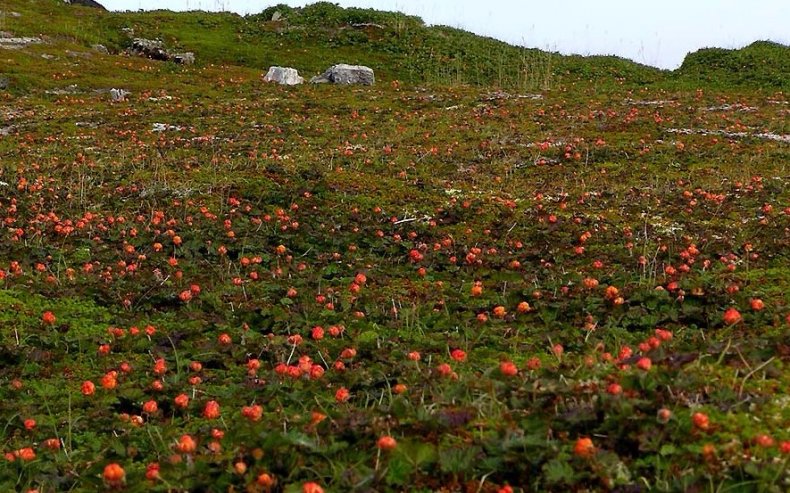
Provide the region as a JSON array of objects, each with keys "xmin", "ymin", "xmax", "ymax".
[
  {"xmin": 4, "ymin": 1, "xmax": 787, "ymax": 92},
  {"xmin": 678, "ymin": 41, "xmax": 790, "ymax": 91},
  {"xmin": 0, "ymin": 1, "xmax": 788, "ymax": 492},
  {"xmin": 4, "ymin": 0, "xmax": 664, "ymax": 91}
]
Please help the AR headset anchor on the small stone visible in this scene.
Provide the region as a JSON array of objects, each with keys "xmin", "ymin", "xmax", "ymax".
[
  {"xmin": 173, "ymin": 52, "xmax": 195, "ymax": 65},
  {"xmin": 110, "ymin": 88, "xmax": 130, "ymax": 102}
]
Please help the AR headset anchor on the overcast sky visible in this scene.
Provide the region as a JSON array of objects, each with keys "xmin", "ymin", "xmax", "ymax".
[{"xmin": 99, "ymin": 0, "xmax": 790, "ymax": 69}]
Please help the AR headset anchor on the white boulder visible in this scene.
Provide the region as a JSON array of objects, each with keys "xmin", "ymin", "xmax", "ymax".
[{"xmin": 263, "ymin": 66, "xmax": 304, "ymax": 85}]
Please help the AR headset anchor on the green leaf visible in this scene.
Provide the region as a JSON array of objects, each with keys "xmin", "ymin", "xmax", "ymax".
[
  {"xmin": 543, "ymin": 459, "xmax": 574, "ymax": 485},
  {"xmin": 386, "ymin": 454, "xmax": 414, "ymax": 485},
  {"xmin": 397, "ymin": 441, "xmax": 437, "ymax": 468},
  {"xmin": 357, "ymin": 331, "xmax": 378, "ymax": 344},
  {"xmin": 439, "ymin": 446, "xmax": 479, "ymax": 474}
]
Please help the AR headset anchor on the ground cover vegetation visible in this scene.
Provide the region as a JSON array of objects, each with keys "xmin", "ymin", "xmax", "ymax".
[{"xmin": 0, "ymin": 1, "xmax": 788, "ymax": 491}]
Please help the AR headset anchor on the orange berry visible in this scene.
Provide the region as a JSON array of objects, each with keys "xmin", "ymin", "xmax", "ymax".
[
  {"xmin": 103, "ymin": 463, "xmax": 125, "ymax": 484},
  {"xmin": 723, "ymin": 307, "xmax": 741, "ymax": 325},
  {"xmin": 303, "ymin": 482, "xmax": 324, "ymax": 493},
  {"xmin": 17, "ymin": 447, "xmax": 36, "ymax": 461},
  {"xmin": 692, "ymin": 412, "xmax": 710, "ymax": 431},
  {"xmin": 257, "ymin": 472, "xmax": 275, "ymax": 487},
  {"xmin": 203, "ymin": 400, "xmax": 221, "ymax": 419},
  {"xmin": 41, "ymin": 311, "xmax": 56, "ymax": 325},
  {"xmin": 636, "ymin": 357, "xmax": 652, "ymax": 371},
  {"xmin": 335, "ymin": 387, "xmax": 350, "ymax": 402},
  {"xmin": 142, "ymin": 400, "xmax": 158, "ymax": 414},
  {"xmin": 573, "ymin": 437, "xmax": 595, "ymax": 458},
  {"xmin": 377, "ymin": 435, "xmax": 397, "ymax": 451},
  {"xmin": 499, "ymin": 361, "xmax": 518, "ymax": 377},
  {"xmin": 176, "ymin": 434, "xmax": 197, "ymax": 454},
  {"xmin": 81, "ymin": 380, "xmax": 95, "ymax": 396}
]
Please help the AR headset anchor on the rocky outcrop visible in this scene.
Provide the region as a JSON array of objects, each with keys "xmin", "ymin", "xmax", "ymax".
[
  {"xmin": 0, "ymin": 34, "xmax": 43, "ymax": 49},
  {"xmin": 128, "ymin": 38, "xmax": 168, "ymax": 61},
  {"xmin": 310, "ymin": 64, "xmax": 375, "ymax": 85},
  {"xmin": 128, "ymin": 38, "xmax": 194, "ymax": 65},
  {"xmin": 263, "ymin": 66, "xmax": 304, "ymax": 85},
  {"xmin": 64, "ymin": 0, "xmax": 107, "ymax": 10}
]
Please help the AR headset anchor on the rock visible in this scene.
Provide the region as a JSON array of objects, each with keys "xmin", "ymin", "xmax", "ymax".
[
  {"xmin": 310, "ymin": 64, "xmax": 375, "ymax": 85},
  {"xmin": 129, "ymin": 38, "xmax": 169, "ymax": 61},
  {"xmin": 172, "ymin": 52, "xmax": 194, "ymax": 65},
  {"xmin": 110, "ymin": 88, "xmax": 130, "ymax": 102},
  {"xmin": 0, "ymin": 76, "xmax": 8, "ymax": 90},
  {"xmin": 63, "ymin": 0, "xmax": 107, "ymax": 10},
  {"xmin": 45, "ymin": 84, "xmax": 80, "ymax": 95},
  {"xmin": 263, "ymin": 66, "xmax": 303, "ymax": 85},
  {"xmin": 66, "ymin": 50, "xmax": 92, "ymax": 58},
  {"xmin": 270, "ymin": 11, "xmax": 282, "ymax": 21},
  {"xmin": 128, "ymin": 38, "xmax": 194, "ymax": 64},
  {"xmin": 152, "ymin": 123, "xmax": 183, "ymax": 132},
  {"xmin": 0, "ymin": 36, "xmax": 43, "ymax": 49},
  {"xmin": 92, "ymin": 44, "xmax": 109, "ymax": 54}
]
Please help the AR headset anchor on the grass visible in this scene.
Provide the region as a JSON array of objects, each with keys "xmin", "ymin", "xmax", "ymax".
[{"xmin": 0, "ymin": 1, "xmax": 788, "ymax": 492}]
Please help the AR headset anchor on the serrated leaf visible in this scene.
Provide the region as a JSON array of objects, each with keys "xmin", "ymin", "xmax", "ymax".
[
  {"xmin": 544, "ymin": 459, "xmax": 573, "ymax": 484},
  {"xmin": 386, "ymin": 454, "xmax": 414, "ymax": 485}
]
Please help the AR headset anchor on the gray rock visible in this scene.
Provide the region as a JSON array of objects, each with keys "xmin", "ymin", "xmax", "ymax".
[
  {"xmin": 310, "ymin": 64, "xmax": 375, "ymax": 85},
  {"xmin": 45, "ymin": 84, "xmax": 80, "ymax": 95},
  {"xmin": 63, "ymin": 0, "xmax": 107, "ymax": 10},
  {"xmin": 172, "ymin": 52, "xmax": 194, "ymax": 65},
  {"xmin": 129, "ymin": 38, "xmax": 169, "ymax": 61},
  {"xmin": 152, "ymin": 123, "xmax": 183, "ymax": 132},
  {"xmin": 0, "ymin": 36, "xmax": 43, "ymax": 49},
  {"xmin": 270, "ymin": 11, "xmax": 282, "ymax": 21},
  {"xmin": 128, "ymin": 38, "xmax": 194, "ymax": 64},
  {"xmin": 92, "ymin": 44, "xmax": 109, "ymax": 54},
  {"xmin": 263, "ymin": 66, "xmax": 303, "ymax": 85},
  {"xmin": 0, "ymin": 76, "xmax": 8, "ymax": 90},
  {"xmin": 110, "ymin": 88, "xmax": 130, "ymax": 102}
]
